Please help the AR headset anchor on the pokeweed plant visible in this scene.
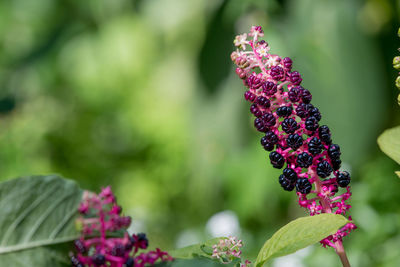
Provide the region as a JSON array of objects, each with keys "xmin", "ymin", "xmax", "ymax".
[{"xmin": 231, "ymin": 26, "xmax": 356, "ymax": 267}]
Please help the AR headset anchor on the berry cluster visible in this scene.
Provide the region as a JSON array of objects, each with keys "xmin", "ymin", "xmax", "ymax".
[
  {"xmin": 71, "ymin": 187, "xmax": 173, "ymax": 267},
  {"xmin": 231, "ymin": 26, "xmax": 356, "ymax": 247}
]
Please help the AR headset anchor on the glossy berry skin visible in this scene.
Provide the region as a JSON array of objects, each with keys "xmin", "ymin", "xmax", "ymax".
[
  {"xmin": 289, "ymin": 71, "xmax": 302, "ymax": 85},
  {"xmin": 316, "ymin": 160, "xmax": 332, "ymax": 178},
  {"xmin": 301, "ymin": 89, "xmax": 312, "ymax": 103},
  {"xmin": 288, "ymin": 86, "xmax": 303, "ymax": 102},
  {"xmin": 297, "ymin": 152, "xmax": 313, "ymax": 168},
  {"xmin": 262, "ymin": 81, "xmax": 277, "ymax": 96},
  {"xmin": 328, "ymin": 144, "xmax": 341, "ymax": 160},
  {"xmin": 331, "ymin": 158, "xmax": 342, "ymax": 171},
  {"xmin": 244, "ymin": 91, "xmax": 256, "ymax": 102},
  {"xmin": 282, "ymin": 57, "xmax": 292, "ymax": 70},
  {"xmin": 262, "ymin": 113, "xmax": 276, "ymax": 127},
  {"xmin": 269, "ymin": 151, "xmax": 285, "ymax": 169},
  {"xmin": 276, "ymin": 106, "xmax": 293, "ymax": 117},
  {"xmin": 286, "ymin": 134, "xmax": 303, "ymax": 150},
  {"xmin": 71, "ymin": 256, "xmax": 84, "ymax": 267},
  {"xmin": 283, "ymin": 167, "xmax": 298, "ymax": 182},
  {"xmin": 295, "ymin": 103, "xmax": 314, "ymax": 118},
  {"xmin": 256, "ymin": 96, "xmax": 271, "ymax": 108},
  {"xmin": 308, "ymin": 137, "xmax": 323, "ymax": 155},
  {"xmin": 296, "ymin": 178, "xmax": 312, "ymax": 194},
  {"xmin": 305, "ymin": 116, "xmax": 319, "ymax": 131},
  {"xmin": 337, "ymin": 171, "xmax": 351, "ymax": 187},
  {"xmin": 310, "ymin": 107, "xmax": 321, "ymax": 121},
  {"xmin": 250, "ymin": 104, "xmax": 262, "ymax": 117},
  {"xmin": 318, "ymin": 125, "xmax": 332, "ymax": 144},
  {"xmin": 92, "ymin": 254, "xmax": 106, "ymax": 266},
  {"xmin": 254, "ymin": 118, "xmax": 267, "ymax": 132},
  {"xmin": 261, "ymin": 131, "xmax": 278, "ymax": 151},
  {"xmin": 279, "ymin": 174, "xmax": 295, "ymax": 191},
  {"xmin": 270, "ymin": 66, "xmax": 285, "ymax": 81},
  {"xmin": 281, "ymin": 118, "xmax": 298, "ymax": 134}
]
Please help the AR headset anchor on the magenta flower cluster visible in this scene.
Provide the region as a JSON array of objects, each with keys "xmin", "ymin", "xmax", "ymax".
[
  {"xmin": 71, "ymin": 186, "xmax": 173, "ymax": 267},
  {"xmin": 231, "ymin": 26, "xmax": 356, "ymax": 248}
]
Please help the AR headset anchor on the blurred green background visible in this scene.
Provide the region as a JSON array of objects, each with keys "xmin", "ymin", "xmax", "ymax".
[{"xmin": 1, "ymin": 0, "xmax": 400, "ymax": 266}]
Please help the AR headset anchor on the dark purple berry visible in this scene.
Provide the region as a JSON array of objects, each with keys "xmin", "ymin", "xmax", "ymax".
[
  {"xmin": 295, "ymin": 103, "xmax": 314, "ymax": 118},
  {"xmin": 305, "ymin": 116, "xmax": 319, "ymax": 131},
  {"xmin": 283, "ymin": 167, "xmax": 298, "ymax": 182},
  {"xmin": 281, "ymin": 118, "xmax": 299, "ymax": 134},
  {"xmin": 270, "ymin": 66, "xmax": 285, "ymax": 81},
  {"xmin": 256, "ymin": 96, "xmax": 271, "ymax": 109},
  {"xmin": 276, "ymin": 106, "xmax": 293, "ymax": 117},
  {"xmin": 310, "ymin": 107, "xmax": 321, "ymax": 121},
  {"xmin": 288, "ymin": 86, "xmax": 303, "ymax": 102},
  {"xmin": 262, "ymin": 81, "xmax": 278, "ymax": 96},
  {"xmin": 92, "ymin": 254, "xmax": 106, "ymax": 266},
  {"xmin": 318, "ymin": 125, "xmax": 332, "ymax": 144},
  {"xmin": 125, "ymin": 258, "xmax": 135, "ymax": 267},
  {"xmin": 286, "ymin": 134, "xmax": 303, "ymax": 150},
  {"xmin": 296, "ymin": 178, "xmax": 312, "ymax": 194},
  {"xmin": 71, "ymin": 256, "xmax": 84, "ymax": 267},
  {"xmin": 247, "ymin": 75, "xmax": 262, "ymax": 89},
  {"xmin": 289, "ymin": 71, "xmax": 302, "ymax": 85},
  {"xmin": 269, "ymin": 151, "xmax": 285, "ymax": 169},
  {"xmin": 337, "ymin": 171, "xmax": 351, "ymax": 187},
  {"xmin": 261, "ymin": 131, "xmax": 278, "ymax": 151},
  {"xmin": 297, "ymin": 152, "xmax": 313, "ymax": 168},
  {"xmin": 301, "ymin": 89, "xmax": 312, "ymax": 103},
  {"xmin": 308, "ymin": 137, "xmax": 323, "ymax": 155},
  {"xmin": 282, "ymin": 57, "xmax": 292, "ymax": 70},
  {"xmin": 331, "ymin": 158, "xmax": 342, "ymax": 171},
  {"xmin": 112, "ymin": 243, "xmax": 125, "ymax": 257},
  {"xmin": 254, "ymin": 117, "xmax": 267, "ymax": 132},
  {"xmin": 279, "ymin": 174, "xmax": 295, "ymax": 191},
  {"xmin": 261, "ymin": 113, "xmax": 276, "ymax": 127},
  {"xmin": 316, "ymin": 160, "xmax": 332, "ymax": 178},
  {"xmin": 244, "ymin": 91, "xmax": 256, "ymax": 102},
  {"xmin": 328, "ymin": 144, "xmax": 341, "ymax": 160},
  {"xmin": 137, "ymin": 233, "xmax": 149, "ymax": 248},
  {"xmin": 74, "ymin": 240, "xmax": 86, "ymax": 254},
  {"xmin": 250, "ymin": 104, "xmax": 262, "ymax": 117}
]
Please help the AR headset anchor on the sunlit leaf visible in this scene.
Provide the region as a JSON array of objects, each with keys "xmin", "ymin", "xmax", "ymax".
[{"xmin": 378, "ymin": 125, "xmax": 400, "ymax": 165}]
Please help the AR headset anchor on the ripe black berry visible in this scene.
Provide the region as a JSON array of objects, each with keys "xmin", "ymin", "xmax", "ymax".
[
  {"xmin": 331, "ymin": 158, "xmax": 342, "ymax": 170},
  {"xmin": 279, "ymin": 174, "xmax": 295, "ymax": 191},
  {"xmin": 125, "ymin": 257, "xmax": 135, "ymax": 267},
  {"xmin": 256, "ymin": 96, "xmax": 271, "ymax": 109},
  {"xmin": 318, "ymin": 125, "xmax": 332, "ymax": 144},
  {"xmin": 261, "ymin": 113, "xmax": 276, "ymax": 127},
  {"xmin": 301, "ymin": 89, "xmax": 312, "ymax": 103},
  {"xmin": 296, "ymin": 178, "xmax": 312, "ymax": 194},
  {"xmin": 316, "ymin": 160, "xmax": 332, "ymax": 178},
  {"xmin": 250, "ymin": 104, "xmax": 262, "ymax": 117},
  {"xmin": 282, "ymin": 57, "xmax": 292, "ymax": 70},
  {"xmin": 310, "ymin": 107, "xmax": 321, "ymax": 121},
  {"xmin": 74, "ymin": 239, "xmax": 86, "ymax": 253},
  {"xmin": 288, "ymin": 86, "xmax": 303, "ymax": 102},
  {"xmin": 281, "ymin": 118, "xmax": 298, "ymax": 133},
  {"xmin": 297, "ymin": 152, "xmax": 313, "ymax": 168},
  {"xmin": 308, "ymin": 137, "xmax": 323, "ymax": 155},
  {"xmin": 254, "ymin": 117, "xmax": 267, "ymax": 132},
  {"xmin": 276, "ymin": 106, "xmax": 293, "ymax": 117},
  {"xmin": 283, "ymin": 167, "xmax": 298, "ymax": 182},
  {"xmin": 286, "ymin": 133, "xmax": 303, "ymax": 150},
  {"xmin": 262, "ymin": 81, "xmax": 277, "ymax": 96},
  {"xmin": 244, "ymin": 91, "xmax": 256, "ymax": 102},
  {"xmin": 328, "ymin": 144, "xmax": 341, "ymax": 160},
  {"xmin": 137, "ymin": 233, "xmax": 149, "ymax": 248},
  {"xmin": 305, "ymin": 116, "xmax": 319, "ymax": 131},
  {"xmin": 289, "ymin": 71, "xmax": 302, "ymax": 85},
  {"xmin": 295, "ymin": 103, "xmax": 314, "ymax": 118},
  {"xmin": 269, "ymin": 151, "xmax": 285, "ymax": 169},
  {"xmin": 337, "ymin": 171, "xmax": 351, "ymax": 187},
  {"xmin": 92, "ymin": 254, "xmax": 106, "ymax": 266},
  {"xmin": 261, "ymin": 131, "xmax": 278, "ymax": 151}
]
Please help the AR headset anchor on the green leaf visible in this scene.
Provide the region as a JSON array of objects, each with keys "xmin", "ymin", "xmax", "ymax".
[
  {"xmin": 0, "ymin": 175, "xmax": 83, "ymax": 266},
  {"xmin": 169, "ymin": 237, "xmax": 227, "ymax": 260},
  {"xmin": 378, "ymin": 126, "xmax": 400, "ymax": 165},
  {"xmin": 255, "ymin": 214, "xmax": 349, "ymax": 267},
  {"xmin": 155, "ymin": 257, "xmax": 240, "ymax": 267}
]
